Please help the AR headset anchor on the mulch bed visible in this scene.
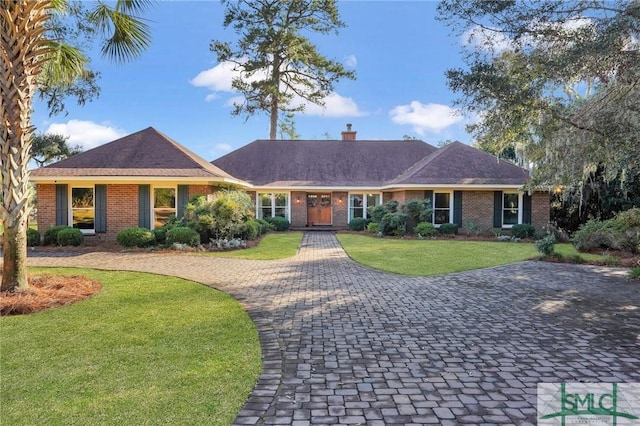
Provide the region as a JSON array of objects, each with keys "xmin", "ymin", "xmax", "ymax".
[{"xmin": 0, "ymin": 273, "xmax": 102, "ymax": 316}]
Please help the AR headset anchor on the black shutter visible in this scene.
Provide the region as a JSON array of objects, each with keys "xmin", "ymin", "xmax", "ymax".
[
  {"xmin": 177, "ymin": 185, "xmax": 189, "ymax": 219},
  {"xmin": 95, "ymin": 184, "xmax": 107, "ymax": 233},
  {"xmin": 55, "ymin": 184, "xmax": 68, "ymax": 226},
  {"xmin": 138, "ymin": 184, "xmax": 151, "ymax": 229},
  {"xmin": 424, "ymin": 190, "xmax": 433, "ymax": 223},
  {"xmin": 493, "ymin": 191, "xmax": 503, "ymax": 228},
  {"xmin": 453, "ymin": 191, "xmax": 463, "ymax": 227},
  {"xmin": 523, "ymin": 193, "xmax": 532, "ymax": 225}
]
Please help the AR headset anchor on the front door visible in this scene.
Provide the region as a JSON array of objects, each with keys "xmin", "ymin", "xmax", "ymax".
[{"xmin": 307, "ymin": 194, "xmax": 332, "ymax": 226}]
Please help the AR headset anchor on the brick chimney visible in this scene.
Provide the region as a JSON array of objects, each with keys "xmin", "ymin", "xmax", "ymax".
[{"xmin": 341, "ymin": 123, "xmax": 357, "ymax": 141}]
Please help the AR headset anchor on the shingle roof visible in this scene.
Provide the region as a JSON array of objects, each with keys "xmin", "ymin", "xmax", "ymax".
[
  {"xmin": 391, "ymin": 141, "xmax": 530, "ymax": 185},
  {"xmin": 212, "ymin": 139, "xmax": 438, "ymax": 186},
  {"xmin": 31, "ymin": 127, "xmax": 233, "ymax": 179}
]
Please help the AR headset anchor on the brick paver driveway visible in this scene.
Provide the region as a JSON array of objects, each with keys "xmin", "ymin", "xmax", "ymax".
[{"xmin": 28, "ymin": 232, "xmax": 640, "ymax": 425}]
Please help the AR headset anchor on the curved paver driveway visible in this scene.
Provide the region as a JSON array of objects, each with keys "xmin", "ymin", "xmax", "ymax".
[{"xmin": 28, "ymin": 232, "xmax": 640, "ymax": 425}]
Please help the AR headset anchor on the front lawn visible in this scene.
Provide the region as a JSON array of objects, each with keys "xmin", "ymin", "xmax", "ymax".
[
  {"xmin": 337, "ymin": 234, "xmax": 539, "ymax": 276},
  {"xmin": 0, "ymin": 268, "xmax": 261, "ymax": 425},
  {"xmin": 203, "ymin": 231, "xmax": 303, "ymax": 260}
]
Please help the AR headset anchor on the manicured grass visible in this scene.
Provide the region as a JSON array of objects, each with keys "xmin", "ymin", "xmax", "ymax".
[
  {"xmin": 337, "ymin": 234, "xmax": 539, "ymax": 276},
  {"xmin": 554, "ymin": 243, "xmax": 613, "ymax": 262},
  {"xmin": 203, "ymin": 231, "xmax": 303, "ymax": 260},
  {"xmin": 1, "ymin": 268, "xmax": 261, "ymax": 425}
]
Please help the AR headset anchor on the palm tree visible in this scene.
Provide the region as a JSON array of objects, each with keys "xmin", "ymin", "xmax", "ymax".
[{"xmin": 1, "ymin": 0, "xmax": 152, "ymax": 292}]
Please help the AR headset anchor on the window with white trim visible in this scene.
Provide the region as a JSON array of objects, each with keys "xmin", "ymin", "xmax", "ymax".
[
  {"xmin": 349, "ymin": 193, "xmax": 381, "ymax": 221},
  {"xmin": 71, "ymin": 187, "xmax": 94, "ymax": 233},
  {"xmin": 257, "ymin": 193, "xmax": 289, "ymax": 219},
  {"xmin": 154, "ymin": 187, "xmax": 176, "ymax": 228},
  {"xmin": 433, "ymin": 192, "xmax": 452, "ymax": 225},
  {"xmin": 502, "ymin": 193, "xmax": 520, "ymax": 227}
]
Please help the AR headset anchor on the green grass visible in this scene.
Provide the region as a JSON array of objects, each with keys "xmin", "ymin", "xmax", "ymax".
[
  {"xmin": 1, "ymin": 268, "xmax": 261, "ymax": 425},
  {"xmin": 554, "ymin": 243, "xmax": 615, "ymax": 262},
  {"xmin": 337, "ymin": 234, "xmax": 539, "ymax": 276},
  {"xmin": 203, "ymin": 231, "xmax": 303, "ymax": 260}
]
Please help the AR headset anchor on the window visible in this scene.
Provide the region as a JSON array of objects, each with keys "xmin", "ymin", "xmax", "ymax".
[
  {"xmin": 71, "ymin": 187, "xmax": 94, "ymax": 232},
  {"xmin": 349, "ymin": 193, "xmax": 381, "ymax": 221},
  {"xmin": 258, "ymin": 193, "xmax": 289, "ymax": 219},
  {"xmin": 503, "ymin": 193, "xmax": 520, "ymax": 226},
  {"xmin": 154, "ymin": 187, "xmax": 176, "ymax": 228},
  {"xmin": 433, "ymin": 192, "xmax": 451, "ymax": 225}
]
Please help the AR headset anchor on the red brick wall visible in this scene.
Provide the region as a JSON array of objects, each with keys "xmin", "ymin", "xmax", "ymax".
[
  {"xmin": 36, "ymin": 184, "xmax": 56, "ymax": 234},
  {"xmin": 532, "ymin": 191, "xmax": 550, "ymax": 232},
  {"xmin": 103, "ymin": 184, "xmax": 138, "ymax": 240},
  {"xmin": 290, "ymin": 191, "xmax": 307, "ymax": 227},
  {"xmin": 332, "ymin": 191, "xmax": 348, "ymax": 227},
  {"xmin": 461, "ymin": 191, "xmax": 495, "ymax": 234},
  {"xmin": 189, "ymin": 185, "xmax": 215, "ymax": 199}
]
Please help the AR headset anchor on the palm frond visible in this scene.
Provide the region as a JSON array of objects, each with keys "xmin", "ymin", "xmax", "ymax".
[{"xmin": 38, "ymin": 41, "xmax": 89, "ymax": 87}]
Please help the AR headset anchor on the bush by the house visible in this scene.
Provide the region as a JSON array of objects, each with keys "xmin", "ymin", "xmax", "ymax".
[
  {"xmin": 415, "ymin": 222, "xmax": 437, "ymax": 237},
  {"xmin": 403, "ymin": 199, "xmax": 432, "ymax": 232},
  {"xmin": 43, "ymin": 225, "xmax": 69, "ymax": 245},
  {"xmin": 57, "ymin": 227, "xmax": 84, "ymax": 246},
  {"xmin": 535, "ymin": 235, "xmax": 556, "ymax": 256},
  {"xmin": 117, "ymin": 227, "xmax": 156, "ymax": 248},
  {"xmin": 368, "ymin": 201, "xmax": 406, "ymax": 236},
  {"xmin": 367, "ymin": 222, "xmax": 379, "ymax": 234},
  {"xmin": 438, "ymin": 223, "xmax": 458, "ymax": 235},
  {"xmin": 572, "ymin": 218, "xmax": 625, "ymax": 251},
  {"xmin": 27, "ymin": 228, "xmax": 41, "ymax": 246},
  {"xmin": 166, "ymin": 226, "xmax": 200, "ymax": 247},
  {"xmin": 256, "ymin": 218, "xmax": 272, "ymax": 234},
  {"xmin": 265, "ymin": 216, "xmax": 290, "ymax": 231},
  {"xmin": 183, "ymin": 190, "xmax": 255, "ymax": 241},
  {"xmin": 348, "ymin": 217, "xmax": 369, "ymax": 231},
  {"xmin": 242, "ymin": 219, "xmax": 261, "ymax": 240},
  {"xmin": 511, "ymin": 224, "xmax": 536, "ymax": 239}
]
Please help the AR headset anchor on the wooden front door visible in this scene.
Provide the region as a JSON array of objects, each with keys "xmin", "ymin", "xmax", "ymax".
[{"xmin": 307, "ymin": 194, "xmax": 332, "ymax": 226}]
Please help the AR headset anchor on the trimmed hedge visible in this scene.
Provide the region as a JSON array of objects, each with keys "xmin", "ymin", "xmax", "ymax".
[
  {"xmin": 511, "ymin": 224, "xmax": 535, "ymax": 239},
  {"xmin": 27, "ymin": 229, "xmax": 41, "ymax": 246},
  {"xmin": 367, "ymin": 222, "xmax": 380, "ymax": 234},
  {"xmin": 44, "ymin": 225, "xmax": 69, "ymax": 245},
  {"xmin": 166, "ymin": 226, "xmax": 200, "ymax": 247},
  {"xmin": 415, "ymin": 222, "xmax": 437, "ymax": 237},
  {"xmin": 57, "ymin": 228, "xmax": 84, "ymax": 246},
  {"xmin": 348, "ymin": 217, "xmax": 369, "ymax": 231},
  {"xmin": 264, "ymin": 216, "xmax": 290, "ymax": 231},
  {"xmin": 438, "ymin": 223, "xmax": 458, "ymax": 235},
  {"xmin": 117, "ymin": 227, "xmax": 156, "ymax": 248}
]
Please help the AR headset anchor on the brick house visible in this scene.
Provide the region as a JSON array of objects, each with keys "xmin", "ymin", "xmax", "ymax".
[{"xmin": 31, "ymin": 126, "xmax": 550, "ymax": 240}]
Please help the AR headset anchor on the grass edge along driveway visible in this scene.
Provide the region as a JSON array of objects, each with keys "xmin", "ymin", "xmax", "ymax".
[
  {"xmin": 337, "ymin": 233, "xmax": 540, "ymax": 276},
  {"xmin": 1, "ymin": 268, "xmax": 261, "ymax": 425}
]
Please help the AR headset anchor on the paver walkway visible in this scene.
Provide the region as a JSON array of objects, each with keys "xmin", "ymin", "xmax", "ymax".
[{"xmin": 28, "ymin": 232, "xmax": 640, "ymax": 425}]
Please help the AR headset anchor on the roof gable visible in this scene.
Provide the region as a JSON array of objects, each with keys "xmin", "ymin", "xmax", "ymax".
[
  {"xmin": 391, "ymin": 141, "xmax": 530, "ymax": 185},
  {"xmin": 31, "ymin": 127, "xmax": 233, "ymax": 179},
  {"xmin": 212, "ymin": 139, "xmax": 438, "ymax": 186}
]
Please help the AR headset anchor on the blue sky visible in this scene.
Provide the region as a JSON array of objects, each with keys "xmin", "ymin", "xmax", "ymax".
[{"xmin": 32, "ymin": 1, "xmax": 476, "ymax": 162}]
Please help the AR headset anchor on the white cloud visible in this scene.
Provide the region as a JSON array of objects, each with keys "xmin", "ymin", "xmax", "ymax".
[
  {"xmin": 295, "ymin": 92, "xmax": 367, "ymax": 117},
  {"xmin": 215, "ymin": 143, "xmax": 232, "ymax": 153},
  {"xmin": 462, "ymin": 26, "xmax": 512, "ymax": 54},
  {"xmin": 44, "ymin": 120, "xmax": 126, "ymax": 150},
  {"xmin": 389, "ymin": 101, "xmax": 462, "ymax": 135},
  {"xmin": 189, "ymin": 61, "xmax": 237, "ymax": 92},
  {"xmin": 344, "ymin": 54, "xmax": 357, "ymax": 68},
  {"xmin": 191, "ymin": 61, "xmax": 364, "ymax": 118}
]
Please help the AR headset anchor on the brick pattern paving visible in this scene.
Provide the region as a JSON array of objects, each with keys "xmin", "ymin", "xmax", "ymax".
[{"xmin": 27, "ymin": 232, "xmax": 640, "ymax": 425}]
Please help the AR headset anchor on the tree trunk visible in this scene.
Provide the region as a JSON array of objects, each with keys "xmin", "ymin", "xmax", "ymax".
[
  {"xmin": 1, "ymin": 1, "xmax": 49, "ymax": 292},
  {"xmin": 268, "ymin": 56, "xmax": 281, "ymax": 140}
]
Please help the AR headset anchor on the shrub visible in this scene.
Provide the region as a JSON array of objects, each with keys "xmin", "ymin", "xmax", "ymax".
[
  {"xmin": 152, "ymin": 226, "xmax": 169, "ymax": 245},
  {"xmin": 403, "ymin": 199, "xmax": 432, "ymax": 223},
  {"xmin": 511, "ymin": 224, "xmax": 536, "ymax": 239},
  {"xmin": 614, "ymin": 208, "xmax": 640, "ymax": 253},
  {"xmin": 367, "ymin": 222, "xmax": 380, "ymax": 234},
  {"xmin": 183, "ymin": 190, "xmax": 255, "ymax": 241},
  {"xmin": 465, "ymin": 221, "xmax": 481, "ymax": 236},
  {"xmin": 166, "ymin": 226, "xmax": 200, "ymax": 247},
  {"xmin": 379, "ymin": 212, "xmax": 407, "ymax": 236},
  {"xmin": 243, "ymin": 219, "xmax": 261, "ymax": 240},
  {"xmin": 44, "ymin": 225, "xmax": 69, "ymax": 245},
  {"xmin": 57, "ymin": 227, "xmax": 84, "ymax": 246},
  {"xmin": 265, "ymin": 216, "xmax": 290, "ymax": 231},
  {"xmin": 256, "ymin": 218, "xmax": 272, "ymax": 234},
  {"xmin": 117, "ymin": 227, "xmax": 156, "ymax": 248},
  {"xmin": 27, "ymin": 229, "xmax": 41, "ymax": 246},
  {"xmin": 368, "ymin": 200, "xmax": 399, "ymax": 223},
  {"xmin": 348, "ymin": 217, "xmax": 369, "ymax": 231},
  {"xmin": 629, "ymin": 267, "xmax": 640, "ymax": 280},
  {"xmin": 415, "ymin": 222, "xmax": 437, "ymax": 237},
  {"xmin": 573, "ymin": 219, "xmax": 625, "ymax": 251},
  {"xmin": 438, "ymin": 223, "xmax": 458, "ymax": 235},
  {"xmin": 535, "ymin": 236, "xmax": 556, "ymax": 256}
]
